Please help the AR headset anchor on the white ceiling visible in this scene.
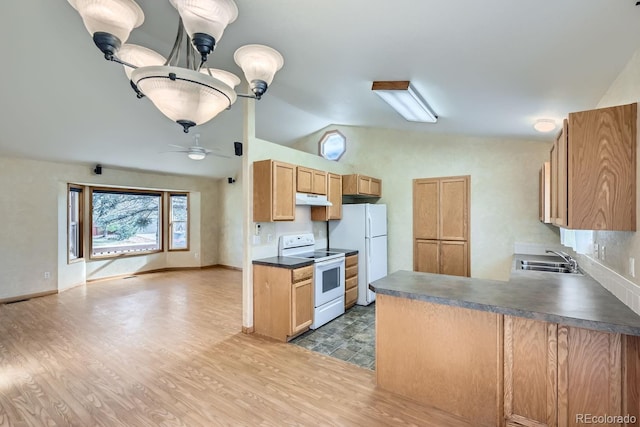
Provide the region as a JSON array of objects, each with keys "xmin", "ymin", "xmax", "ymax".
[{"xmin": 1, "ymin": 1, "xmax": 639, "ymax": 178}]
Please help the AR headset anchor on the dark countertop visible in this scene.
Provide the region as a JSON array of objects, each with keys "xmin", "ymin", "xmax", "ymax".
[
  {"xmin": 252, "ymin": 256, "xmax": 314, "ymax": 269},
  {"xmin": 370, "ymin": 255, "xmax": 640, "ymax": 336},
  {"xmin": 327, "ymin": 248, "xmax": 359, "ymax": 257}
]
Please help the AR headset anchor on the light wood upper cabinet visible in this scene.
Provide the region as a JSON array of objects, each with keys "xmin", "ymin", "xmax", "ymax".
[
  {"xmin": 311, "ymin": 173, "xmax": 342, "ymax": 221},
  {"xmin": 253, "ymin": 159, "xmax": 296, "ymax": 222},
  {"xmin": 342, "ymin": 174, "xmax": 382, "ymax": 197},
  {"xmin": 296, "ymin": 166, "xmax": 327, "ymax": 195},
  {"xmin": 539, "ymin": 162, "xmax": 551, "ymax": 223},
  {"xmin": 551, "ymin": 103, "xmax": 637, "ymax": 230},
  {"xmin": 253, "ymin": 264, "xmax": 313, "ymax": 342},
  {"xmin": 414, "ymin": 176, "xmax": 469, "ymax": 241}
]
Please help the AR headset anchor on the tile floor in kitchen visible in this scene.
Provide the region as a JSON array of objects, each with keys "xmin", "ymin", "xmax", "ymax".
[{"xmin": 290, "ymin": 303, "xmax": 376, "ymax": 370}]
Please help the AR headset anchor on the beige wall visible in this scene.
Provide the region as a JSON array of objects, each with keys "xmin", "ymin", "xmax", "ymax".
[
  {"xmin": 0, "ymin": 156, "xmax": 220, "ymax": 300},
  {"xmin": 293, "ymin": 126, "xmax": 559, "ymax": 281}
]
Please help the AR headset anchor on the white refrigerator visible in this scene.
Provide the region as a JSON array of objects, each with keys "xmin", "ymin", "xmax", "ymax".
[{"xmin": 329, "ymin": 204, "xmax": 387, "ymax": 305}]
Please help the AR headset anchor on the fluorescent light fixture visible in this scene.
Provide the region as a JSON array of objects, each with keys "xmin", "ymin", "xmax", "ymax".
[
  {"xmin": 533, "ymin": 119, "xmax": 557, "ymax": 133},
  {"xmin": 372, "ymin": 81, "xmax": 438, "ymax": 123}
]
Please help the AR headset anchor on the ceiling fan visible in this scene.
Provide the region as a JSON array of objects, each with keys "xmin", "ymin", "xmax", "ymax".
[{"xmin": 164, "ymin": 134, "xmax": 231, "ymax": 160}]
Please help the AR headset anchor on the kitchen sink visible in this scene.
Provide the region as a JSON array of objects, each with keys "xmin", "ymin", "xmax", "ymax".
[{"xmin": 517, "ymin": 259, "xmax": 583, "ymax": 275}]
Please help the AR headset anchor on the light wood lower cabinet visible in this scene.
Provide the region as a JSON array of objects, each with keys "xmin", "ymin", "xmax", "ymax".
[
  {"xmin": 504, "ymin": 316, "xmax": 639, "ymax": 427},
  {"xmin": 414, "ymin": 239, "xmax": 468, "ymax": 277},
  {"xmin": 253, "ymin": 264, "xmax": 313, "ymax": 341},
  {"xmin": 377, "ymin": 297, "xmax": 640, "ymax": 427},
  {"xmin": 345, "ymin": 254, "xmax": 358, "ymax": 309}
]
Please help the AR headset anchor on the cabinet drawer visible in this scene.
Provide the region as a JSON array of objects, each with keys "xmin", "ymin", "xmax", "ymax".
[
  {"xmin": 346, "ymin": 275, "xmax": 358, "ymax": 291},
  {"xmin": 345, "ymin": 287, "xmax": 357, "ymax": 306},
  {"xmin": 346, "ymin": 255, "xmax": 358, "ymax": 268},
  {"xmin": 346, "ymin": 265, "xmax": 358, "ymax": 279},
  {"xmin": 291, "ymin": 265, "xmax": 313, "ymax": 283}
]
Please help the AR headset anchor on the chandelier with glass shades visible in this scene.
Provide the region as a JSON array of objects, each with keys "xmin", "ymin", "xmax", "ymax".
[{"xmin": 67, "ymin": 0, "xmax": 284, "ymax": 133}]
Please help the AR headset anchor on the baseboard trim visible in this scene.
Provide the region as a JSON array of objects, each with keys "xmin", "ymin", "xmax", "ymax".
[
  {"xmin": 215, "ymin": 264, "xmax": 243, "ymax": 272},
  {"xmin": 86, "ymin": 265, "xmax": 219, "ymax": 283},
  {"xmin": 242, "ymin": 326, "xmax": 255, "ymax": 334},
  {"xmin": 1, "ymin": 290, "xmax": 58, "ymax": 305}
]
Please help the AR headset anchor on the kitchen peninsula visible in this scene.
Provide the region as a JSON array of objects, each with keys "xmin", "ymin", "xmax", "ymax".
[{"xmin": 371, "ymin": 267, "xmax": 640, "ymax": 427}]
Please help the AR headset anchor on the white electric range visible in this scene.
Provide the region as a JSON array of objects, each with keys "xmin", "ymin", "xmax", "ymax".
[{"xmin": 279, "ymin": 233, "xmax": 345, "ymax": 329}]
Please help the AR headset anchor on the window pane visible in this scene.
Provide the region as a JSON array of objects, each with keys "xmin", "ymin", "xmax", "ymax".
[
  {"xmin": 68, "ymin": 188, "xmax": 82, "ymax": 260},
  {"xmin": 92, "ymin": 191, "xmax": 161, "ymax": 257},
  {"xmin": 170, "ymin": 194, "xmax": 188, "ymax": 250}
]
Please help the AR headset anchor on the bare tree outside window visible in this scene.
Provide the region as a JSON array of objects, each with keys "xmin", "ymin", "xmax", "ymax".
[{"xmin": 91, "ymin": 189, "xmax": 162, "ymax": 257}]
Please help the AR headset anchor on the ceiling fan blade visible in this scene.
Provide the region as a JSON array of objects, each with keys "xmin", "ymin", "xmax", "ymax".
[
  {"xmin": 168, "ymin": 144, "xmax": 188, "ymax": 149},
  {"xmin": 159, "ymin": 150, "xmax": 189, "ymax": 154},
  {"xmin": 209, "ymin": 152, "xmax": 232, "ymax": 159}
]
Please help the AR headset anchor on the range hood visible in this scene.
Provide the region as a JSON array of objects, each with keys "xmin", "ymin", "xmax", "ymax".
[{"xmin": 295, "ymin": 192, "xmax": 333, "ymax": 206}]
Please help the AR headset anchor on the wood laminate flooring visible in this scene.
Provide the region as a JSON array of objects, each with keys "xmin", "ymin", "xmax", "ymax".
[{"xmin": 0, "ymin": 268, "xmax": 474, "ymax": 426}]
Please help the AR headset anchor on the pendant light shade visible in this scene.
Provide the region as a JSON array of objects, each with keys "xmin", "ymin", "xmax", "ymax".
[
  {"xmin": 118, "ymin": 44, "xmax": 166, "ymax": 79},
  {"xmin": 169, "ymin": 0, "xmax": 238, "ymax": 43},
  {"xmin": 67, "ymin": 0, "xmax": 284, "ymax": 133},
  {"xmin": 200, "ymin": 68, "xmax": 241, "ymax": 89},
  {"xmin": 131, "ymin": 66, "xmax": 237, "ymax": 132},
  {"xmin": 67, "ymin": 0, "xmax": 144, "ymax": 45},
  {"xmin": 234, "ymin": 44, "xmax": 284, "ymax": 98}
]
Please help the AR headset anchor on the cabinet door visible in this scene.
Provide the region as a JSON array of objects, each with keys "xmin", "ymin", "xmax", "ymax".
[
  {"xmin": 370, "ymin": 178, "xmax": 382, "ymax": 197},
  {"xmin": 296, "ymin": 166, "xmax": 313, "ymax": 193},
  {"xmin": 414, "ymin": 239, "xmax": 440, "ymax": 273},
  {"xmin": 555, "ymin": 121, "xmax": 568, "ymax": 228},
  {"xmin": 413, "ymin": 178, "xmax": 439, "ymax": 240},
  {"xmin": 440, "ymin": 177, "xmax": 469, "ymax": 241},
  {"xmin": 312, "ymin": 170, "xmax": 327, "ymax": 195},
  {"xmin": 550, "ymin": 142, "xmax": 558, "ymax": 223},
  {"xmin": 291, "ymin": 278, "xmax": 313, "ymax": 335},
  {"xmin": 440, "ymin": 240, "xmax": 468, "ymax": 277},
  {"xmin": 557, "ymin": 326, "xmax": 622, "ymax": 427},
  {"xmin": 567, "ymin": 104, "xmax": 636, "ymax": 230},
  {"xmin": 327, "ymin": 173, "xmax": 342, "ymax": 219},
  {"xmin": 504, "ymin": 316, "xmax": 558, "ymax": 427},
  {"xmin": 358, "ymin": 175, "xmax": 371, "ymax": 195},
  {"xmin": 273, "ymin": 162, "xmax": 296, "ymax": 220}
]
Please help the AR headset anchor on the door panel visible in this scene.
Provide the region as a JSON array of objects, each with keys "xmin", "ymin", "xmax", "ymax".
[
  {"xmin": 440, "ymin": 240, "xmax": 468, "ymax": 277},
  {"xmin": 414, "ymin": 239, "xmax": 439, "ymax": 273},
  {"xmin": 440, "ymin": 177, "xmax": 468, "ymax": 241},
  {"xmin": 367, "ymin": 235, "xmax": 388, "ymax": 283},
  {"xmin": 413, "ymin": 179, "xmax": 439, "ymax": 240}
]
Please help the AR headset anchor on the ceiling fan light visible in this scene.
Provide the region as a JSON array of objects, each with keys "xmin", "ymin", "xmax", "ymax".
[
  {"xmin": 187, "ymin": 151, "xmax": 206, "ymax": 160},
  {"xmin": 131, "ymin": 66, "xmax": 237, "ymax": 130},
  {"xmin": 169, "ymin": 0, "xmax": 238, "ymax": 44},
  {"xmin": 67, "ymin": 0, "xmax": 144, "ymax": 46},
  {"xmin": 234, "ymin": 44, "xmax": 284, "ymax": 96},
  {"xmin": 118, "ymin": 44, "xmax": 166, "ymax": 79},
  {"xmin": 533, "ymin": 119, "xmax": 557, "ymax": 133},
  {"xmin": 200, "ymin": 68, "xmax": 241, "ymax": 89}
]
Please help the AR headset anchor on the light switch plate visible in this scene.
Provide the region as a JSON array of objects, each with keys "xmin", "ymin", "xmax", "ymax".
[
  {"xmin": 630, "ymin": 257, "xmax": 635, "ymax": 278},
  {"xmin": 594, "ymin": 243, "xmax": 599, "ymax": 258},
  {"xmin": 601, "ymin": 246, "xmax": 606, "ymax": 261}
]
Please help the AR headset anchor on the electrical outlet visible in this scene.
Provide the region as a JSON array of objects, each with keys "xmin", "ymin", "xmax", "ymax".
[
  {"xmin": 253, "ymin": 235, "xmax": 261, "ymax": 245},
  {"xmin": 594, "ymin": 243, "xmax": 599, "ymax": 258},
  {"xmin": 630, "ymin": 257, "xmax": 635, "ymax": 278},
  {"xmin": 601, "ymin": 246, "xmax": 606, "ymax": 261},
  {"xmin": 267, "ymin": 234, "xmax": 273, "ymax": 243},
  {"xmin": 194, "ymin": 252, "xmax": 199, "ymax": 259},
  {"xmin": 44, "ymin": 272, "xmax": 50, "ymax": 279}
]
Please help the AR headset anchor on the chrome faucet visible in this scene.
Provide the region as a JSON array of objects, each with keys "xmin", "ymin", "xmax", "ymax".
[{"xmin": 546, "ymin": 249, "xmax": 579, "ymax": 273}]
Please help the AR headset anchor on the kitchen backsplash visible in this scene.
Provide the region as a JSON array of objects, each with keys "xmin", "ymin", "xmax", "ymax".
[{"xmin": 251, "ymin": 206, "xmax": 329, "ymax": 260}]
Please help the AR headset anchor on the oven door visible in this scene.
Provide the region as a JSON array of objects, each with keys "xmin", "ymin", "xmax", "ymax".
[{"xmin": 314, "ymin": 257, "xmax": 345, "ymax": 307}]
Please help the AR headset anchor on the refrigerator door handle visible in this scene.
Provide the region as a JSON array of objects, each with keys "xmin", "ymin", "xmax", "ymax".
[{"xmin": 367, "ymin": 214, "xmax": 372, "ymax": 238}]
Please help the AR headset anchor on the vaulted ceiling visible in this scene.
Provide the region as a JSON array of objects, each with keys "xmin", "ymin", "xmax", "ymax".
[{"xmin": 1, "ymin": 1, "xmax": 639, "ymax": 178}]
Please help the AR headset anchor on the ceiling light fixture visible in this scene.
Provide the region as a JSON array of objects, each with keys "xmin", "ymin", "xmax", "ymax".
[
  {"xmin": 533, "ymin": 119, "xmax": 557, "ymax": 133},
  {"xmin": 66, "ymin": 0, "xmax": 284, "ymax": 133},
  {"xmin": 372, "ymin": 81, "xmax": 438, "ymax": 123}
]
